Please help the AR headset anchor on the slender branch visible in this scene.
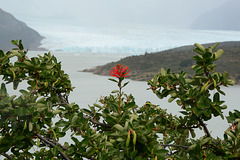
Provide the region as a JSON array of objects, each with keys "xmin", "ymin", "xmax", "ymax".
[
  {"xmin": 159, "ymin": 144, "xmax": 189, "ymax": 149},
  {"xmin": 57, "ymin": 92, "xmax": 68, "ymax": 104},
  {"xmin": 1, "ymin": 153, "xmax": 12, "ymax": 160},
  {"xmin": 83, "ymin": 115, "xmax": 111, "ymax": 128},
  {"xmin": 203, "ymin": 65, "xmax": 209, "ymax": 77},
  {"xmin": 197, "ymin": 117, "xmax": 211, "ymax": 137},
  {"xmin": 48, "ymin": 84, "xmax": 68, "ymax": 104},
  {"xmin": 180, "ymin": 125, "xmax": 199, "ymax": 129},
  {"xmin": 167, "ymin": 150, "xmax": 179, "ymax": 156},
  {"xmin": 44, "ymin": 136, "xmax": 69, "ymax": 151},
  {"xmin": 36, "ymin": 133, "xmax": 70, "ymax": 160},
  {"xmin": 53, "ymin": 103, "xmax": 68, "ymax": 106}
]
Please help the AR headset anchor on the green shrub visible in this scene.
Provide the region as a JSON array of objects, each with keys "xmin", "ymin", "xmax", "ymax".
[{"xmin": 0, "ymin": 40, "xmax": 239, "ymax": 159}]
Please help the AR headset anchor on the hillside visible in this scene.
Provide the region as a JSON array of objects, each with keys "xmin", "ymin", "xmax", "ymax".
[
  {"xmin": 0, "ymin": 8, "xmax": 45, "ymax": 51},
  {"xmin": 190, "ymin": 0, "xmax": 240, "ymax": 31},
  {"xmin": 82, "ymin": 41, "xmax": 240, "ymax": 84}
]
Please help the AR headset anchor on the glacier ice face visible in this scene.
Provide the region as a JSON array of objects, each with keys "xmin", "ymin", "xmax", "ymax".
[{"xmin": 38, "ymin": 24, "xmax": 240, "ymax": 54}]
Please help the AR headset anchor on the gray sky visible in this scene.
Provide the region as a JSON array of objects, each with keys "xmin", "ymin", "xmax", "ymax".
[{"xmin": 1, "ymin": 0, "xmax": 230, "ymax": 28}]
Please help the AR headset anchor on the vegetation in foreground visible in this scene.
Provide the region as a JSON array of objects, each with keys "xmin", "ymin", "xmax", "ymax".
[{"xmin": 0, "ymin": 40, "xmax": 240, "ymax": 159}]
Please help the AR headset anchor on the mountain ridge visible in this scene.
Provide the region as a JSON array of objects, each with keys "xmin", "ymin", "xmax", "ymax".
[
  {"xmin": 190, "ymin": 0, "xmax": 240, "ymax": 31},
  {"xmin": 0, "ymin": 8, "xmax": 45, "ymax": 51}
]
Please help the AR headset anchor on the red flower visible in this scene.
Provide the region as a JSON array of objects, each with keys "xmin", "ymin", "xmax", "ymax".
[
  {"xmin": 229, "ymin": 124, "xmax": 236, "ymax": 131},
  {"xmin": 110, "ymin": 64, "xmax": 130, "ymax": 78}
]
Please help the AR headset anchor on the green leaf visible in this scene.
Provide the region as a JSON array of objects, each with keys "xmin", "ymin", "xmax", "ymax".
[
  {"xmin": 0, "ymin": 145, "xmax": 11, "ymax": 154},
  {"xmin": 22, "ymin": 120, "xmax": 27, "ymax": 133},
  {"xmin": 210, "ymin": 43, "xmax": 220, "ymax": 50},
  {"xmin": 62, "ymin": 125, "xmax": 70, "ymax": 133},
  {"xmin": 216, "ymin": 87, "xmax": 225, "ymax": 95},
  {"xmin": 55, "ymin": 120, "xmax": 69, "ymax": 127},
  {"xmin": 35, "ymin": 103, "xmax": 47, "ymax": 112},
  {"xmin": 168, "ymin": 97, "xmax": 175, "ymax": 103},
  {"xmin": 81, "ymin": 108, "xmax": 92, "ymax": 115},
  {"xmin": 188, "ymin": 144, "xmax": 196, "ymax": 151},
  {"xmin": 201, "ymin": 137, "xmax": 211, "ymax": 145},
  {"xmin": 200, "ymin": 81, "xmax": 210, "ymax": 93},
  {"xmin": 155, "ymin": 149, "xmax": 168, "ymax": 154},
  {"xmin": 71, "ymin": 137, "xmax": 80, "ymax": 145},
  {"xmin": 93, "ymin": 103, "xmax": 103, "ymax": 109},
  {"xmin": 213, "ymin": 49, "xmax": 223, "ymax": 61},
  {"xmin": 0, "ymin": 83, "xmax": 7, "ymax": 96},
  {"xmin": 111, "ymin": 90, "xmax": 119, "ymax": 93},
  {"xmin": 146, "ymin": 117, "xmax": 154, "ymax": 126},
  {"xmin": 194, "ymin": 43, "xmax": 205, "ymax": 52},
  {"xmin": 17, "ymin": 107, "xmax": 27, "ymax": 116},
  {"xmin": 213, "ymin": 92, "xmax": 220, "ymax": 103},
  {"xmin": 213, "ymin": 78, "xmax": 217, "ymax": 88},
  {"xmin": 13, "ymin": 80, "xmax": 20, "ymax": 90},
  {"xmin": 113, "ymin": 124, "xmax": 124, "ymax": 132},
  {"xmin": 235, "ymin": 118, "xmax": 240, "ymax": 123},
  {"xmin": 19, "ymin": 40, "xmax": 24, "ymax": 50},
  {"xmin": 29, "ymin": 122, "xmax": 33, "ymax": 131},
  {"xmin": 161, "ymin": 68, "xmax": 166, "ymax": 76},
  {"xmin": 11, "ymin": 40, "xmax": 18, "ymax": 45},
  {"xmin": 225, "ymin": 130, "xmax": 236, "ymax": 139},
  {"xmin": 190, "ymin": 129, "xmax": 196, "ymax": 138},
  {"xmin": 72, "ymin": 115, "xmax": 78, "ymax": 124},
  {"xmin": 221, "ymin": 105, "xmax": 227, "ymax": 109},
  {"xmin": 122, "ymin": 81, "xmax": 129, "ymax": 88},
  {"xmin": 10, "ymin": 50, "xmax": 22, "ymax": 58},
  {"xmin": 90, "ymin": 133, "xmax": 101, "ymax": 139},
  {"xmin": 108, "ymin": 78, "xmax": 118, "ymax": 83},
  {"xmin": 23, "ymin": 60, "xmax": 34, "ymax": 67}
]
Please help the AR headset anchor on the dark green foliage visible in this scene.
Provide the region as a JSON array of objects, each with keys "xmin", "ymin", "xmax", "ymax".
[{"xmin": 0, "ymin": 40, "xmax": 239, "ymax": 159}]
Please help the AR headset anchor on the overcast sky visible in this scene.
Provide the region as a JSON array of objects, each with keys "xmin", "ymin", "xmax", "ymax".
[{"xmin": 1, "ymin": 0, "xmax": 231, "ymax": 28}]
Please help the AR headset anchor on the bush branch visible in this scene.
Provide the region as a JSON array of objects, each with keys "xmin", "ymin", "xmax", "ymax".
[
  {"xmin": 83, "ymin": 115, "xmax": 111, "ymax": 128},
  {"xmin": 180, "ymin": 124, "xmax": 199, "ymax": 129},
  {"xmin": 159, "ymin": 144, "xmax": 189, "ymax": 149},
  {"xmin": 1, "ymin": 153, "xmax": 12, "ymax": 160},
  {"xmin": 35, "ymin": 133, "xmax": 70, "ymax": 160},
  {"xmin": 197, "ymin": 117, "xmax": 211, "ymax": 137}
]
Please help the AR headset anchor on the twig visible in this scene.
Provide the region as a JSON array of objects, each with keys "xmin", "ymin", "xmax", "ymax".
[
  {"xmin": 44, "ymin": 136, "xmax": 69, "ymax": 151},
  {"xmin": 53, "ymin": 103, "xmax": 68, "ymax": 106},
  {"xmin": 83, "ymin": 115, "xmax": 111, "ymax": 128},
  {"xmin": 180, "ymin": 125, "xmax": 199, "ymax": 129},
  {"xmin": 1, "ymin": 153, "xmax": 12, "ymax": 160},
  {"xmin": 197, "ymin": 117, "xmax": 211, "ymax": 137},
  {"xmin": 36, "ymin": 133, "xmax": 70, "ymax": 160},
  {"xmin": 159, "ymin": 144, "xmax": 189, "ymax": 149}
]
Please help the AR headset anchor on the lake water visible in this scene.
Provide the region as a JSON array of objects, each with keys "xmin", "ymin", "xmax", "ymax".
[{"xmin": 6, "ymin": 50, "xmax": 238, "ymax": 140}]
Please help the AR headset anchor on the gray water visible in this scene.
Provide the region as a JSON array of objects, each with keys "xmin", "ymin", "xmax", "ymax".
[{"xmin": 5, "ymin": 51, "xmax": 240, "ymax": 139}]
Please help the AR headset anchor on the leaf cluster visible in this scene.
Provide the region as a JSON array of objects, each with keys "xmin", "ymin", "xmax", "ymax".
[{"xmin": 0, "ymin": 41, "xmax": 239, "ymax": 159}]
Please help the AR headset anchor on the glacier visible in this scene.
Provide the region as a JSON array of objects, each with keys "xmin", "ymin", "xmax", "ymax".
[{"xmin": 36, "ymin": 24, "xmax": 240, "ymax": 54}]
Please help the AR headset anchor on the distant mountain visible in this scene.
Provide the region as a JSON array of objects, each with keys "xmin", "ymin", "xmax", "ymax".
[
  {"xmin": 190, "ymin": 0, "xmax": 240, "ymax": 31},
  {"xmin": 0, "ymin": 8, "xmax": 45, "ymax": 51}
]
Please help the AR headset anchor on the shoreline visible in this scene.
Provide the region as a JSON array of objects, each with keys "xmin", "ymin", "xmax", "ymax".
[{"xmin": 81, "ymin": 41, "xmax": 240, "ymax": 84}]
